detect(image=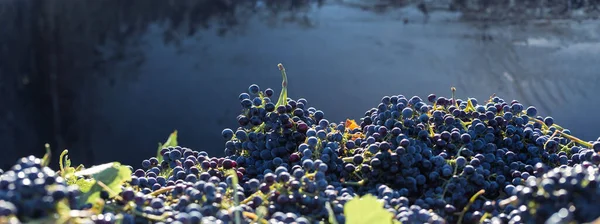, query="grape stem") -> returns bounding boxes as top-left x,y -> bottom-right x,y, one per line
132,208 -> 170,221
342,157 -> 354,163
42,143 -> 52,167
242,211 -> 268,224
147,186 -> 175,196
527,115 -> 566,131
451,87 -> 458,108
59,150 -> 69,174
479,212 -> 490,223
226,170 -> 242,224
526,115 -> 592,148
96,180 -> 123,201
483,93 -> 497,106
441,159 -> 460,199
275,63 -> 288,108
464,98 -> 476,113
342,179 -> 367,186
498,196 -> 518,207
457,189 -> 485,224
543,130 -> 560,150
325,202 -> 339,224
241,191 -> 265,205
558,131 -> 593,149
352,171 -> 364,180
